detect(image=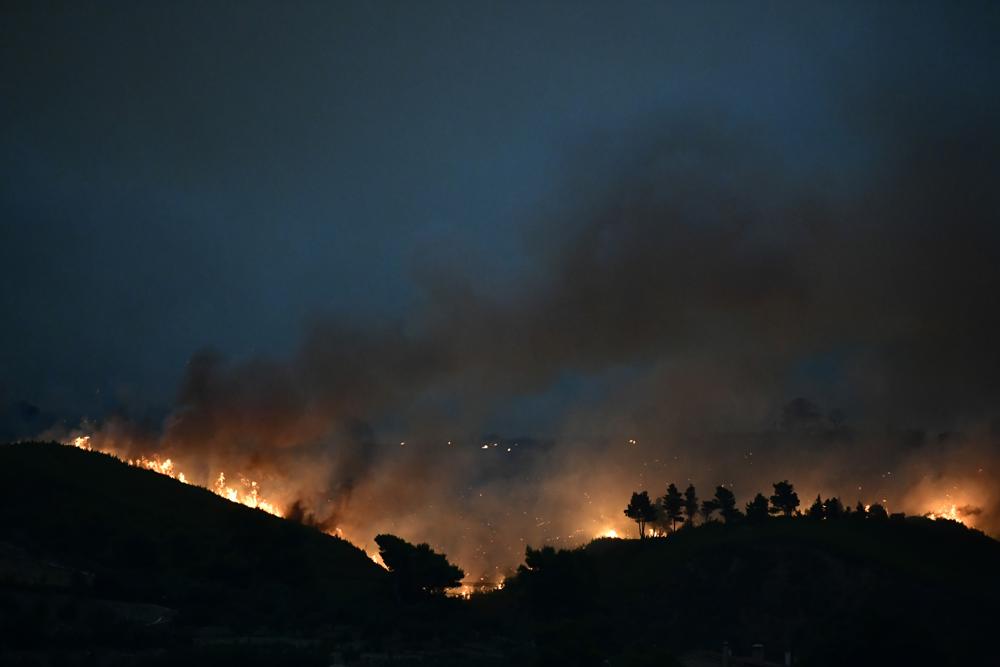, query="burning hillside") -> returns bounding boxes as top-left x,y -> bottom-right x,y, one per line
68,435 -> 284,517
51,425 -> 993,590
14,36 -> 998,580
64,434 -> 401,569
